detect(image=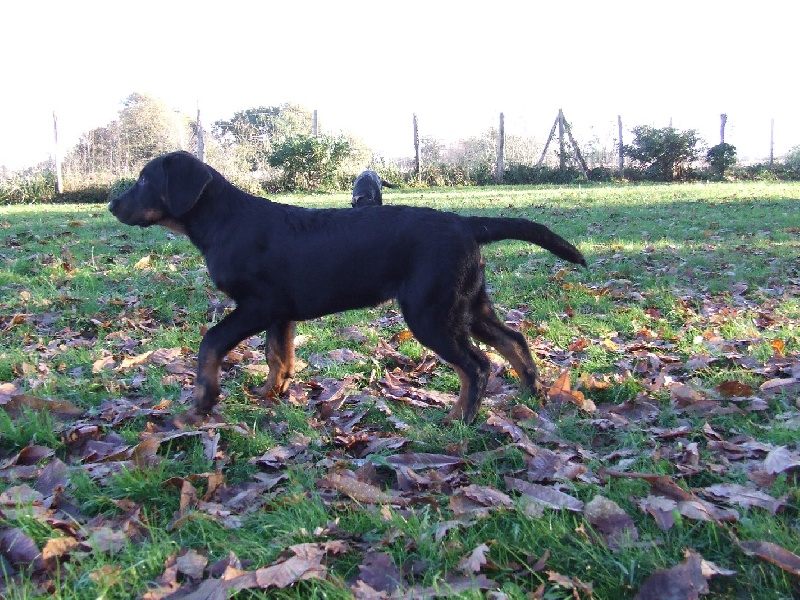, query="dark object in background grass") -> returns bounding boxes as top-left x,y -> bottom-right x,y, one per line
108,151 -> 586,424
351,169 -> 397,207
